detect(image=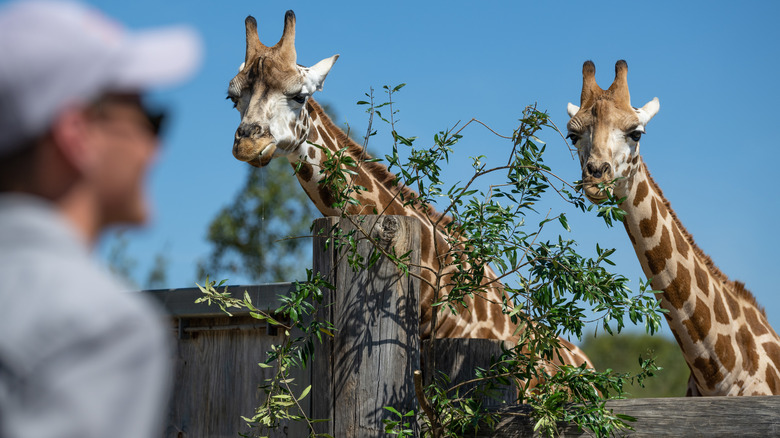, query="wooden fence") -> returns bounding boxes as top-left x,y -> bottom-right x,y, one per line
146,216 -> 780,437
